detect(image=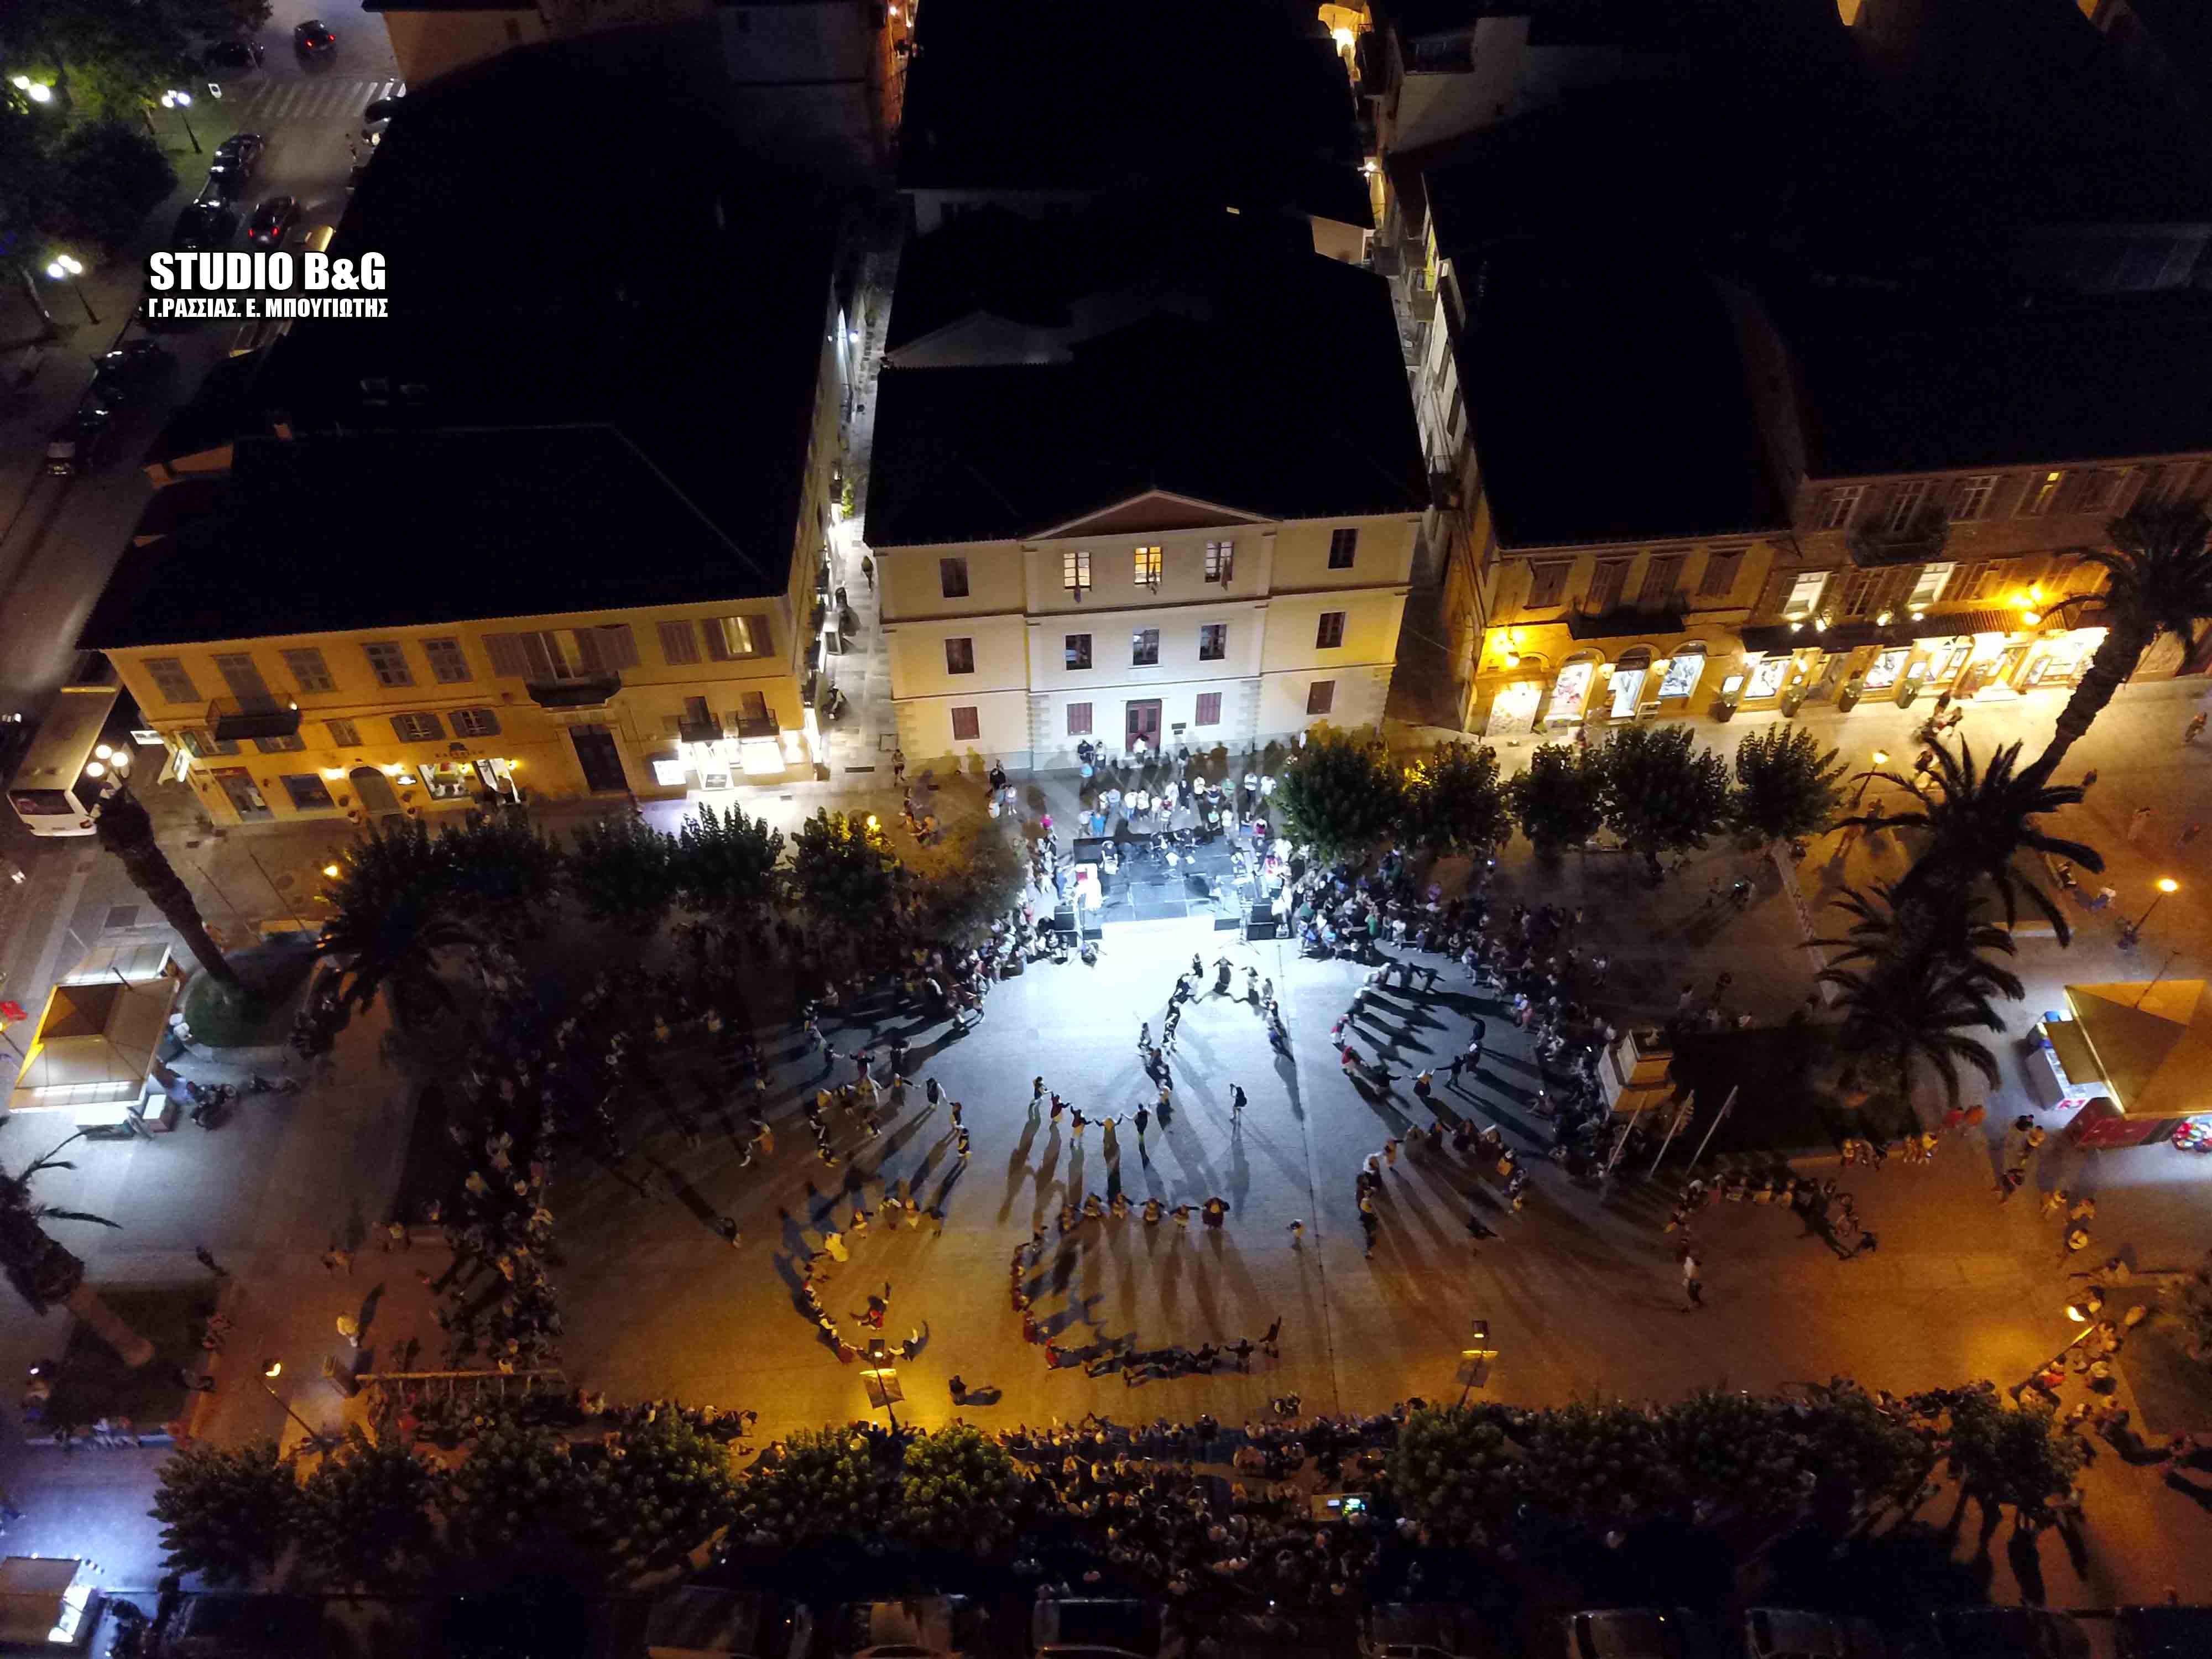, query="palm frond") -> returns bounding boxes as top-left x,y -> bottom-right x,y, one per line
34,1207 -> 121,1229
